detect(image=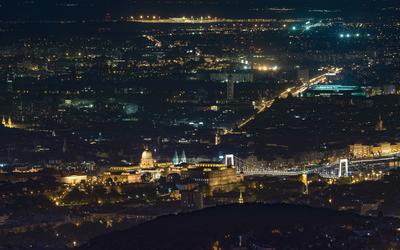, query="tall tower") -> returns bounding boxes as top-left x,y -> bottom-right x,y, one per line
375,115 -> 386,131
1,116 -> 6,126
215,132 -> 221,146
226,74 -> 235,102
62,138 -> 67,153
